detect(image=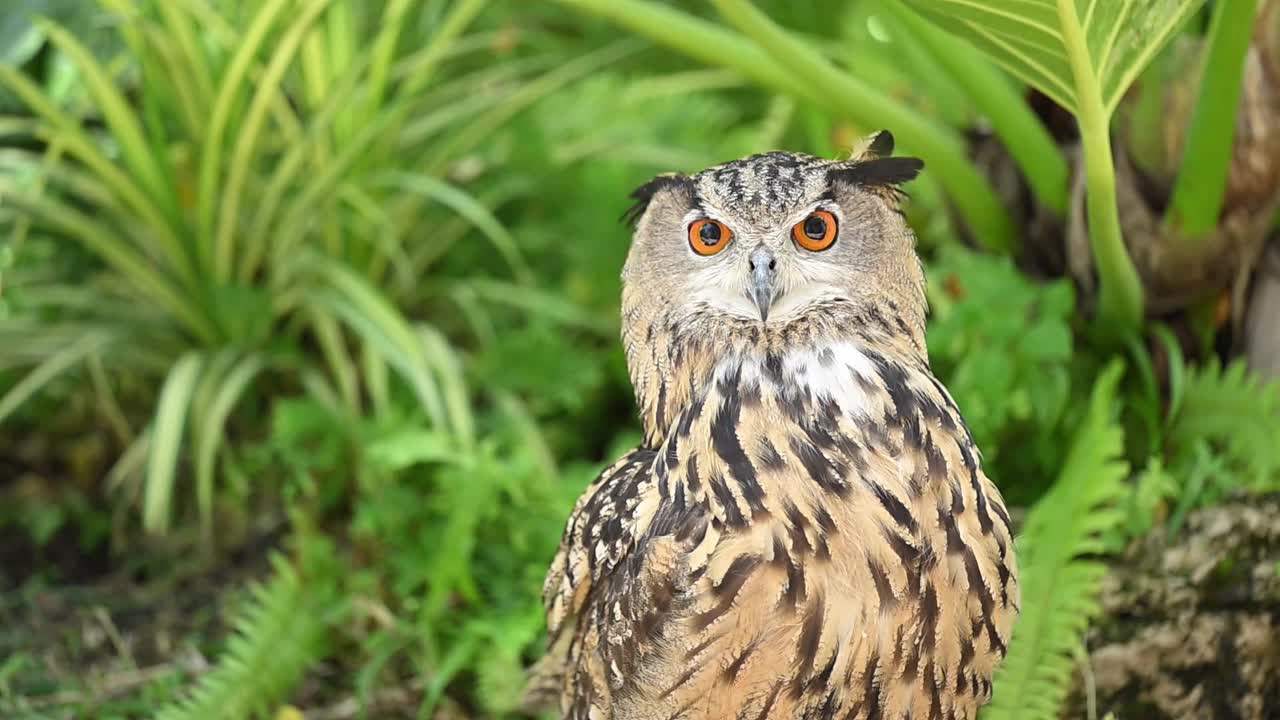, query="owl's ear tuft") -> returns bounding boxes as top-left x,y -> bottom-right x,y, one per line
865,130 -> 895,159
827,156 -> 924,190
847,129 -> 896,163
622,173 -> 692,227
